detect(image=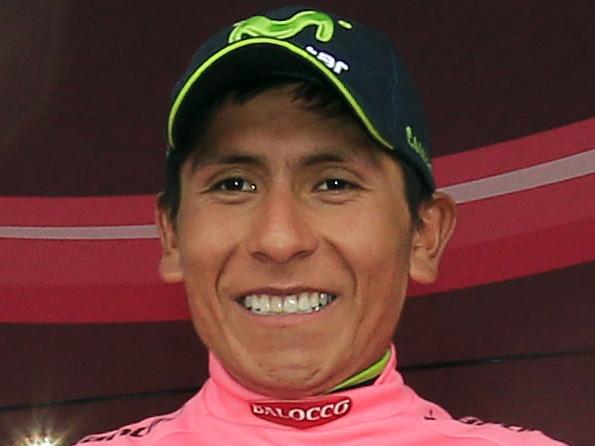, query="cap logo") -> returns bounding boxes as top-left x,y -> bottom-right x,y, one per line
306,45 -> 349,74
249,396 -> 352,429
228,10 -> 344,44
405,126 -> 431,168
